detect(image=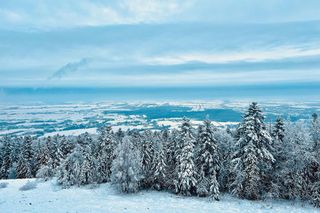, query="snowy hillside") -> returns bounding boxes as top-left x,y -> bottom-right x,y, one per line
0,179 -> 316,213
